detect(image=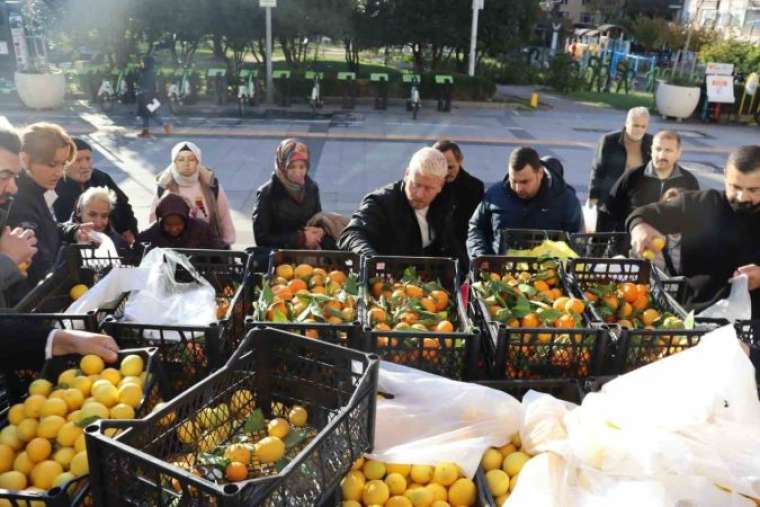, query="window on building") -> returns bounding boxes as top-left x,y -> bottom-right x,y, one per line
580,12 -> 593,24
